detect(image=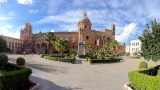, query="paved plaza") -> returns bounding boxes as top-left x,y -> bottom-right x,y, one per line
7,54 -> 160,90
